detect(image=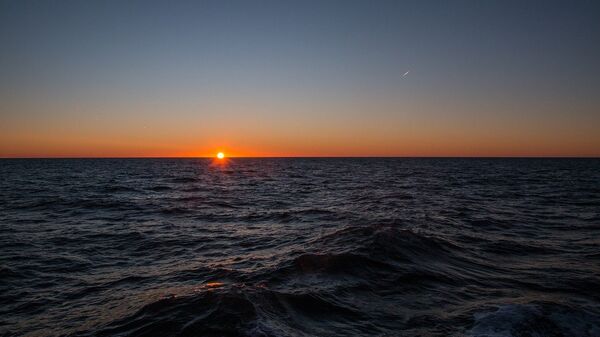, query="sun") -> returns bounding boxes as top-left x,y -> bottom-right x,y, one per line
217,152 -> 225,159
